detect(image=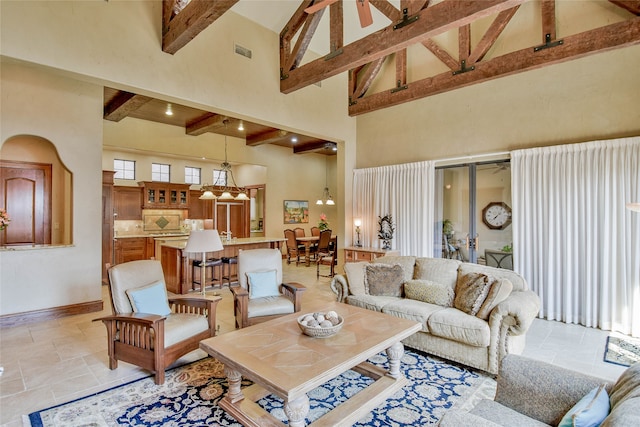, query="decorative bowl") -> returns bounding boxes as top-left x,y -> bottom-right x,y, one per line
297,311 -> 344,338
